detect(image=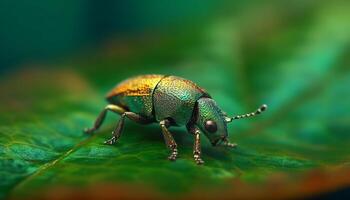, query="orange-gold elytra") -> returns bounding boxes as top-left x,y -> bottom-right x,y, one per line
106,74 -> 165,98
